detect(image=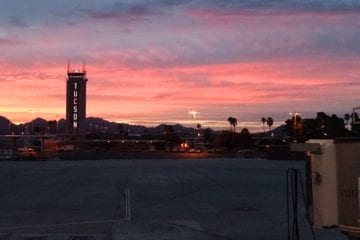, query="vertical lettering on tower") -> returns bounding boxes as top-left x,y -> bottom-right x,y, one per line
73,82 -> 78,129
